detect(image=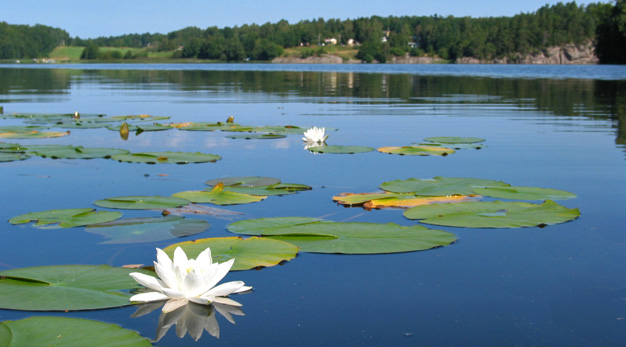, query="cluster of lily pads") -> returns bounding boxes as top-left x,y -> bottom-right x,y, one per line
306,136 -> 485,155
333,176 -> 579,228
0,110 -> 580,344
